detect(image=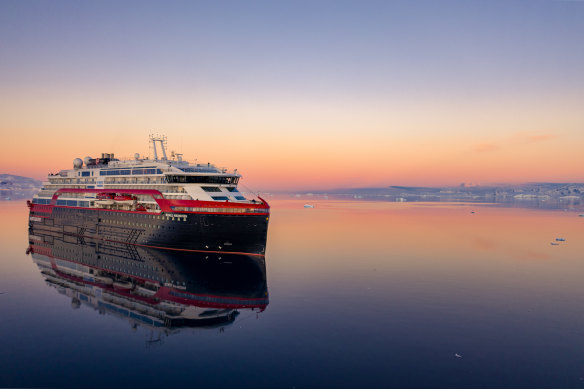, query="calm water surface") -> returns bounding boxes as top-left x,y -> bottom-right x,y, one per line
1,199 -> 584,388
